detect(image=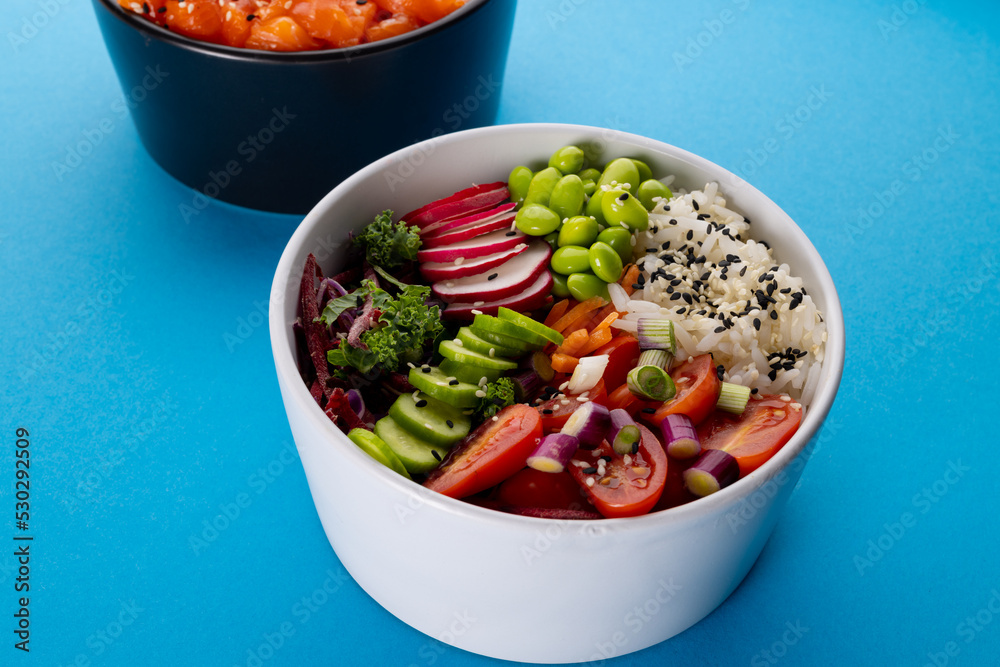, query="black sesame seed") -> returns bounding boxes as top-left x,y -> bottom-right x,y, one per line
157,5 -> 166,11
142,2 -> 149,12
717,365 -> 725,380
421,366 -> 431,373
669,218 -> 678,225
446,419 -> 454,428
357,0 -> 368,4
601,455 -> 613,462
541,409 -> 554,414
247,13 -> 256,20
431,449 -> 442,461
789,300 -> 800,310
682,292 -> 693,304
740,266 -> 748,277
661,241 -> 671,250
637,274 -> 646,284
641,407 -> 656,414
780,287 -> 791,294
768,369 -> 778,381
448,379 -> 459,386
505,230 -> 517,237
753,318 -> 761,331
670,292 -> 682,301
415,399 -> 428,408
583,467 -> 597,474
686,230 -> 694,241
751,387 -> 759,395
692,199 -> 700,211
645,248 -> 657,253
618,193 -> 629,202
718,260 -> 730,268
697,213 -> 709,220
487,273 -> 498,281
770,310 -> 778,320
632,283 -> 642,290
